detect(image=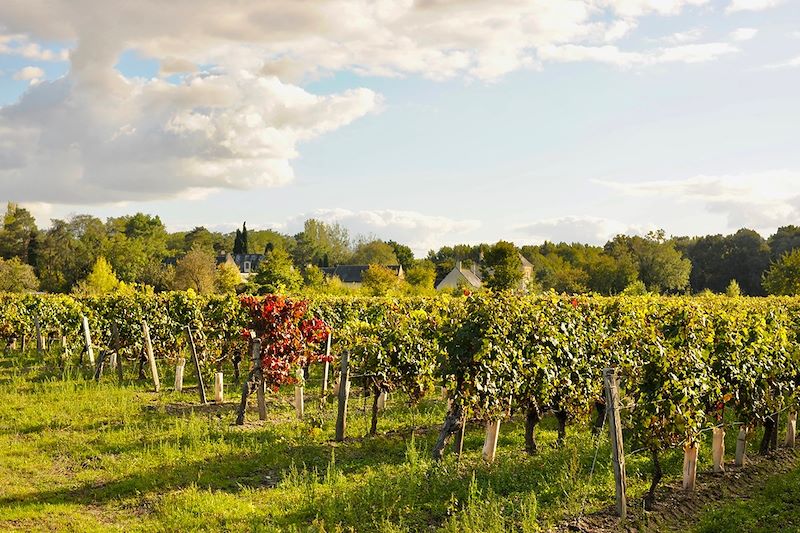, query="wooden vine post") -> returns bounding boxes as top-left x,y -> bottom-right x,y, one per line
186,326 -> 207,404
683,441 -> 699,491
81,315 -> 95,365
735,427 -> 748,466
294,367 -> 304,419
335,351 -> 350,442
712,427 -> 725,473
253,338 -> 266,420
322,332 -> 331,393
603,367 -> 627,519
142,321 -> 160,392
112,323 -> 124,382
786,412 -> 796,447
175,358 -> 186,392
377,391 -> 386,411
214,372 -> 224,403
35,315 -> 43,356
482,420 -> 501,463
